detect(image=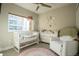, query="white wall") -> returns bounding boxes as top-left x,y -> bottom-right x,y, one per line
0,3 -> 38,51
76,6 -> 79,29
38,4 -> 76,31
